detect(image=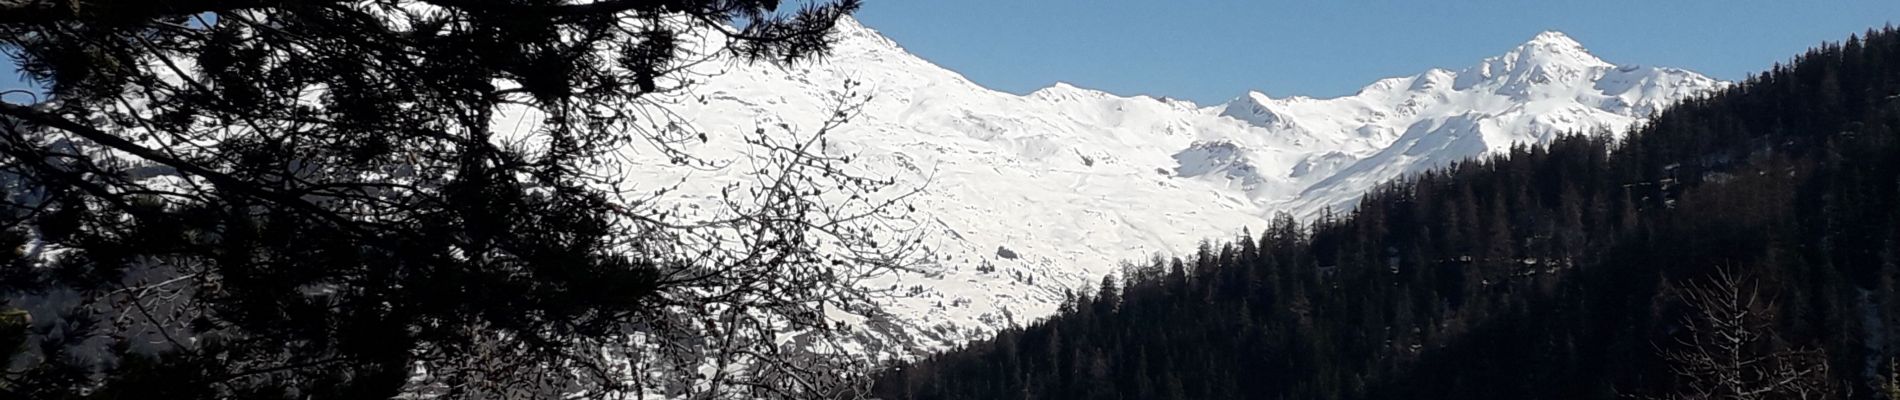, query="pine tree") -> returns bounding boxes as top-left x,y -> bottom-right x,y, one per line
0,0 -> 903,398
